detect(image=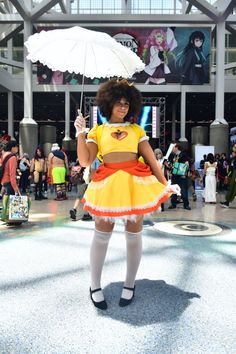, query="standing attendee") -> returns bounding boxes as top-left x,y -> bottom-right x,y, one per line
19,153 -> 31,194
202,153 -> 217,203
188,158 -> 199,202
154,148 -> 166,211
0,140 -> 20,196
221,147 -> 236,208
217,153 -> 229,191
48,143 -> 69,201
75,79 -> 180,310
168,143 -> 191,210
200,154 -> 207,189
30,147 -> 47,200
69,160 -> 87,220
